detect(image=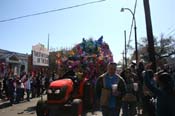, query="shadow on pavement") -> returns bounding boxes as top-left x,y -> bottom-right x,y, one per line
24,106 -> 36,112
17,106 -> 36,115
0,102 -> 12,109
